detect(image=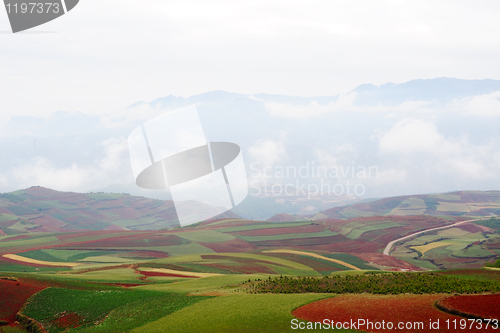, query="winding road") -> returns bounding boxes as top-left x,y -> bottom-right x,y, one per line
383,218 -> 480,256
